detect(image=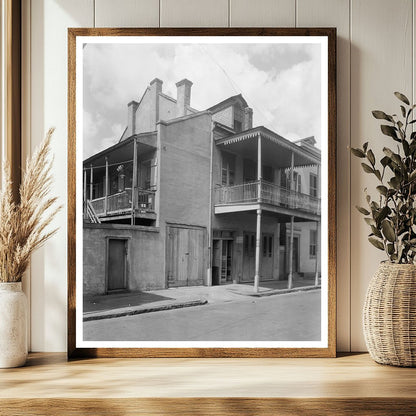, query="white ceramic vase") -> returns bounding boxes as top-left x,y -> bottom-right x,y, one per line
0,282 -> 28,368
